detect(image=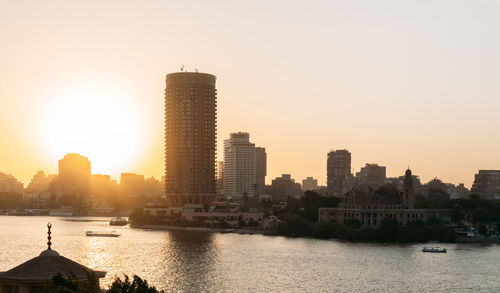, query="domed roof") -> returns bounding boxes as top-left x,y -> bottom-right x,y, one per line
0,223 -> 105,282
0,250 -> 106,282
